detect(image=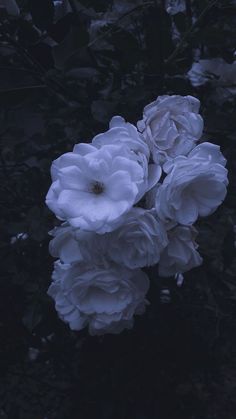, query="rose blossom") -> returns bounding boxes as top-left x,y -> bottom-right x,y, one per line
106,208 -> 168,268
92,115 -> 150,158
49,224 -> 83,264
46,142 -> 152,233
155,142 -> 228,225
158,225 -> 203,277
49,223 -> 108,265
187,58 -> 236,88
137,95 -> 203,164
48,261 -> 150,335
